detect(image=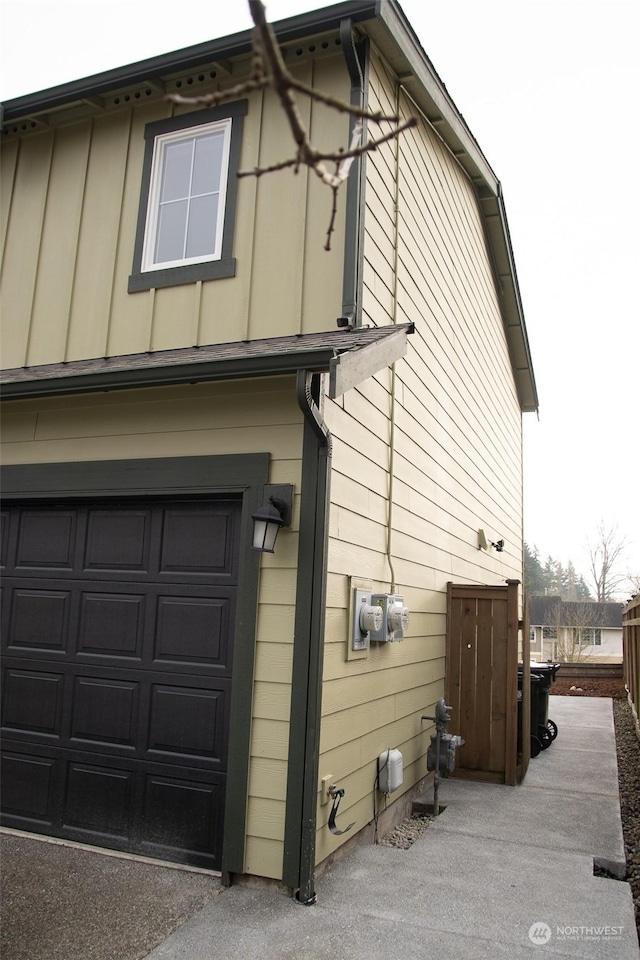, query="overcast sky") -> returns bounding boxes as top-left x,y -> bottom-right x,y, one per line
1,0 -> 638,595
